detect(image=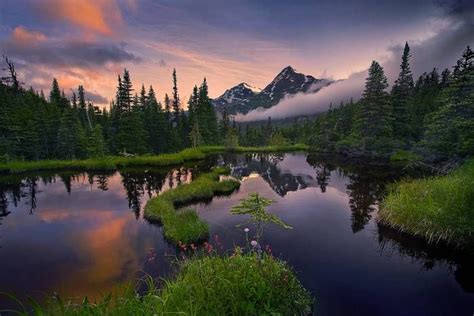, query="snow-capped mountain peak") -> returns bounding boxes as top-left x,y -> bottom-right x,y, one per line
212,66 -> 333,115
239,82 -> 261,93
